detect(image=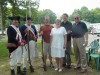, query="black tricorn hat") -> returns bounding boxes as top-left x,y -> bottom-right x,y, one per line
8,16 -> 20,20
23,17 -> 32,21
